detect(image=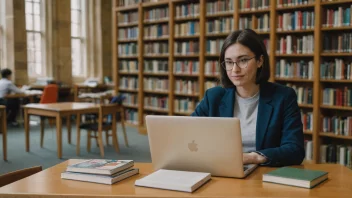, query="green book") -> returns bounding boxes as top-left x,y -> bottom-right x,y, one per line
263,167 -> 328,189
